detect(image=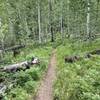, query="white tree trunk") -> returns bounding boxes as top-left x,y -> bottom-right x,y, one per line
24,17 -> 30,35
60,1 -> 63,39
67,0 -> 70,37
87,0 -> 90,37
38,2 -> 42,43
